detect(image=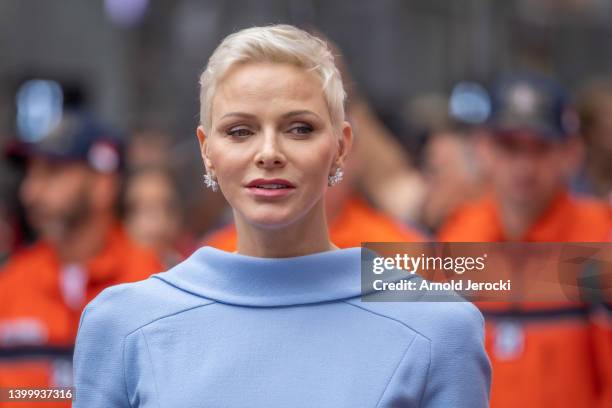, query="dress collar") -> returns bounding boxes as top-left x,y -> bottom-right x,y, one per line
152,245 -> 390,307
